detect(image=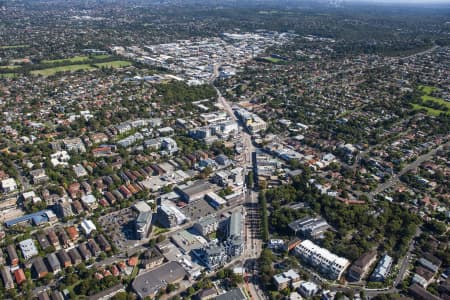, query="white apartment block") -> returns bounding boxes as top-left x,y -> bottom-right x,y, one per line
294,239 -> 350,280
